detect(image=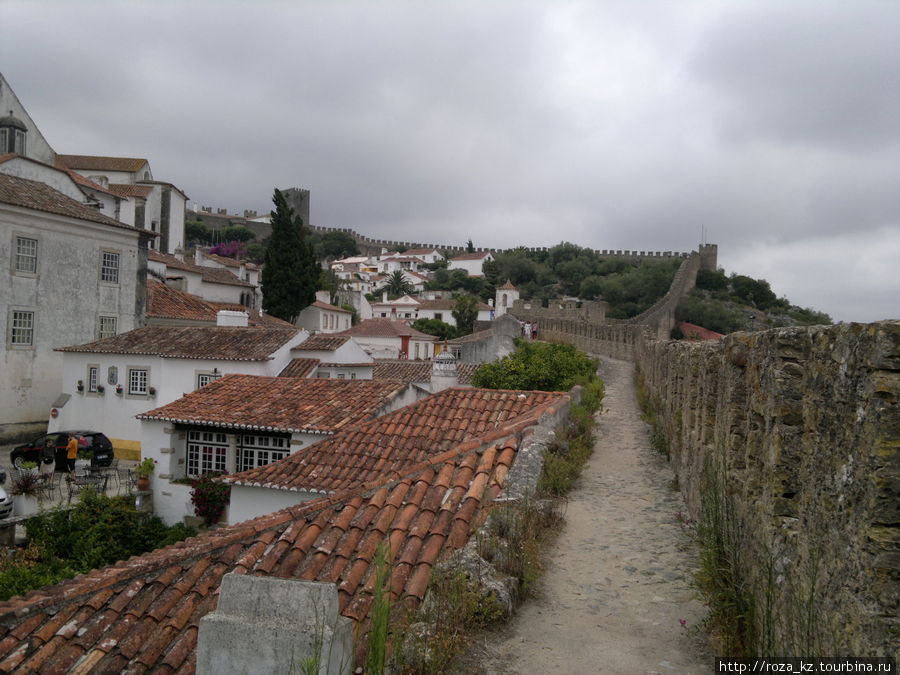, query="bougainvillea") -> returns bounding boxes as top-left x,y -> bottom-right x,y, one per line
190,471 -> 231,524
209,241 -> 247,259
